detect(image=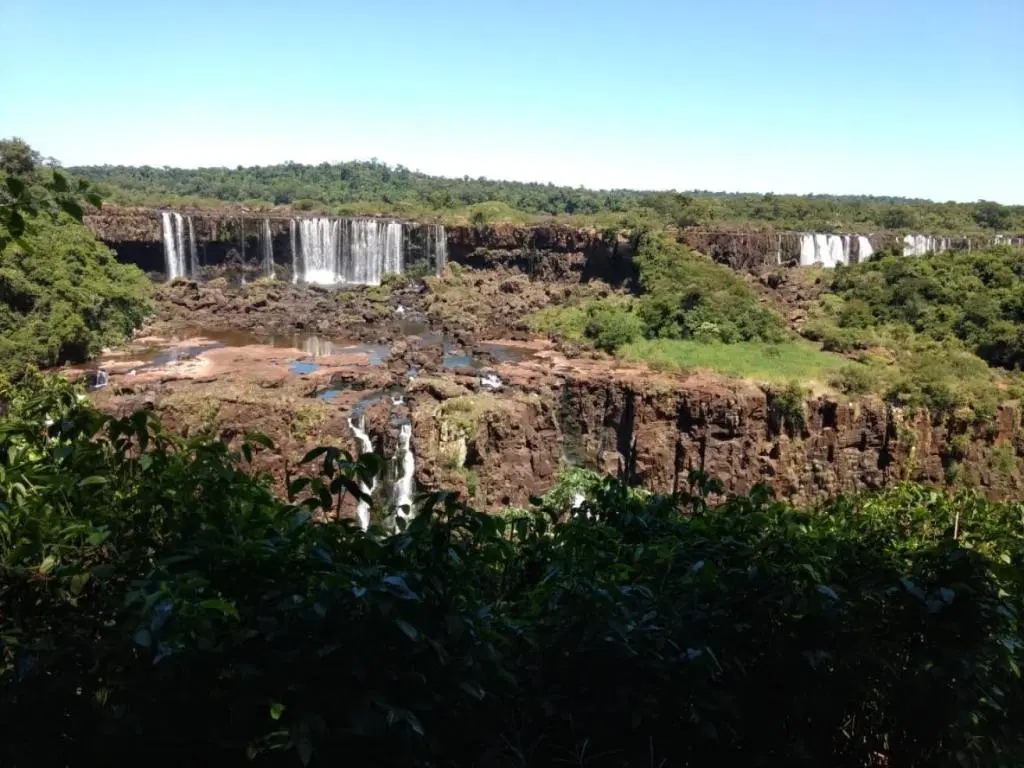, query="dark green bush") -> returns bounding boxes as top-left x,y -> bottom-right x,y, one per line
829,247 -> 1024,371
0,212 -> 151,377
4,378 -> 1024,767
634,232 -> 786,344
583,302 -> 643,352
